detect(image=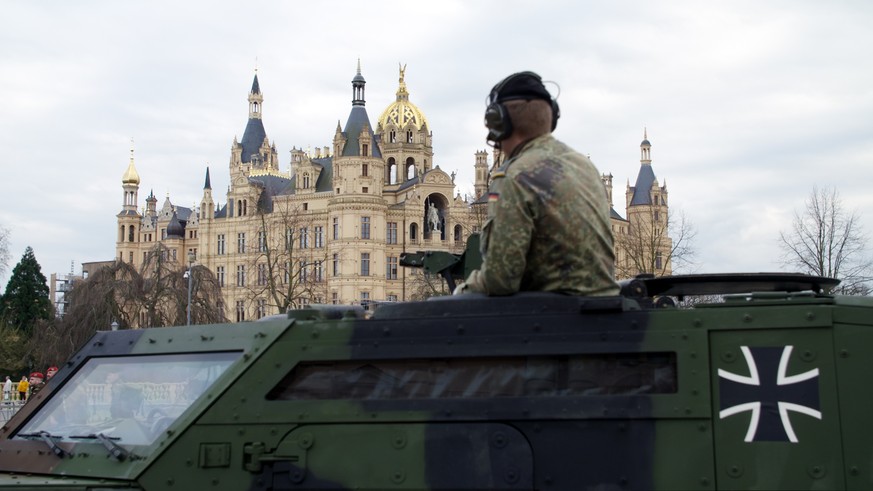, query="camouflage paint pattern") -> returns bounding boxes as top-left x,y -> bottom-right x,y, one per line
0,283 -> 872,489
464,134 -> 619,296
